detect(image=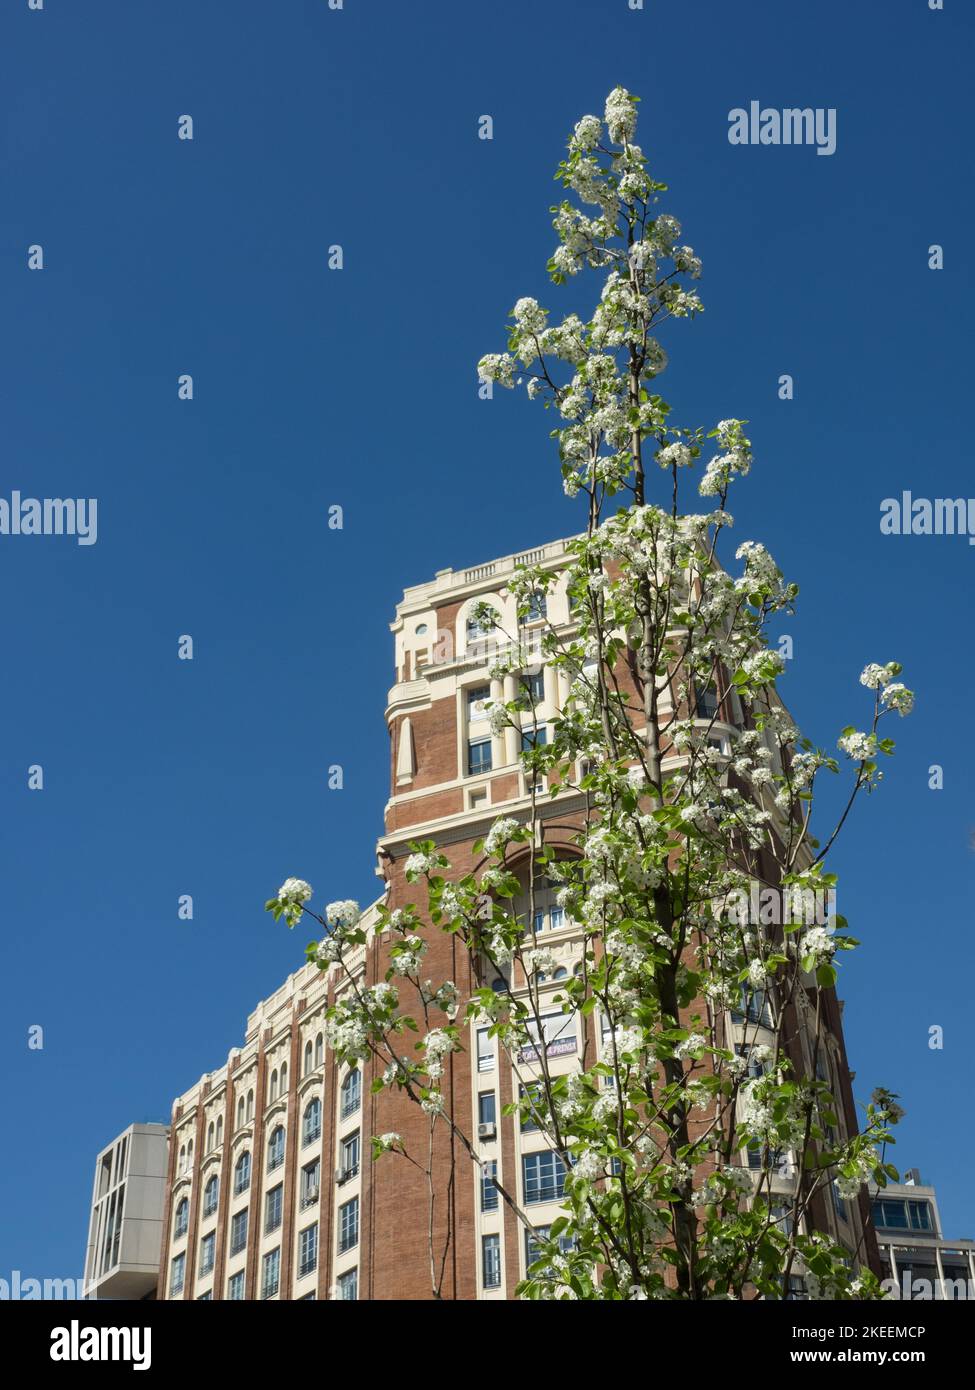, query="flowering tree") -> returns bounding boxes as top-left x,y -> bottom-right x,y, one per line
269,88 -> 912,1300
